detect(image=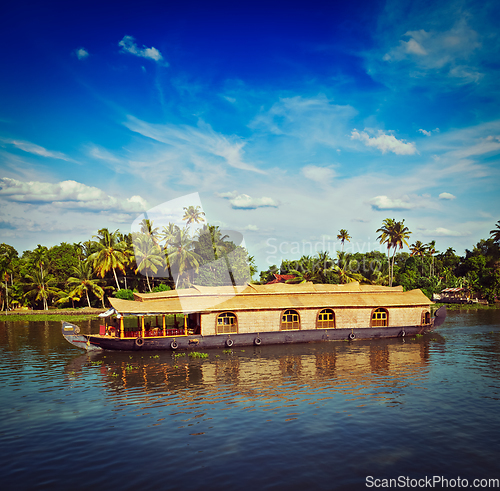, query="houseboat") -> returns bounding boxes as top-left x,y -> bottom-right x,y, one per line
62,282 -> 446,352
